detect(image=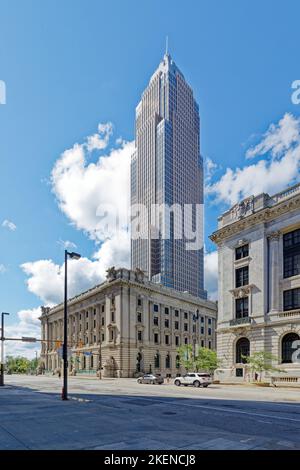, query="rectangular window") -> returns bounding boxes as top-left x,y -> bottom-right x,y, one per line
86,312 -> 89,318
235,297 -> 249,318
283,229 -> 300,278
153,316 -> 159,326
93,320 -> 96,328
110,330 -> 114,341
184,337 -> 188,345
165,307 -> 169,314
101,316 -> 104,326
208,341 -> 212,349
201,316 -> 204,323
175,321 -> 179,330
175,336 -> 179,346
201,327 -> 204,335
137,298 -> 142,306
153,304 -> 159,312
208,328 -> 212,336
165,335 -> 169,345
93,335 -> 96,343
111,311 -> 115,323
208,318 -> 212,325
235,244 -> 249,260
137,312 -> 142,323
184,323 -> 188,332
175,310 -> 179,317
101,333 -> 105,342
184,312 -> 188,319
165,319 -> 169,328
154,333 -> 159,344
283,288 -> 300,311
138,331 -> 142,341
201,340 -> 204,347
101,305 -> 105,313
236,266 -> 249,287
